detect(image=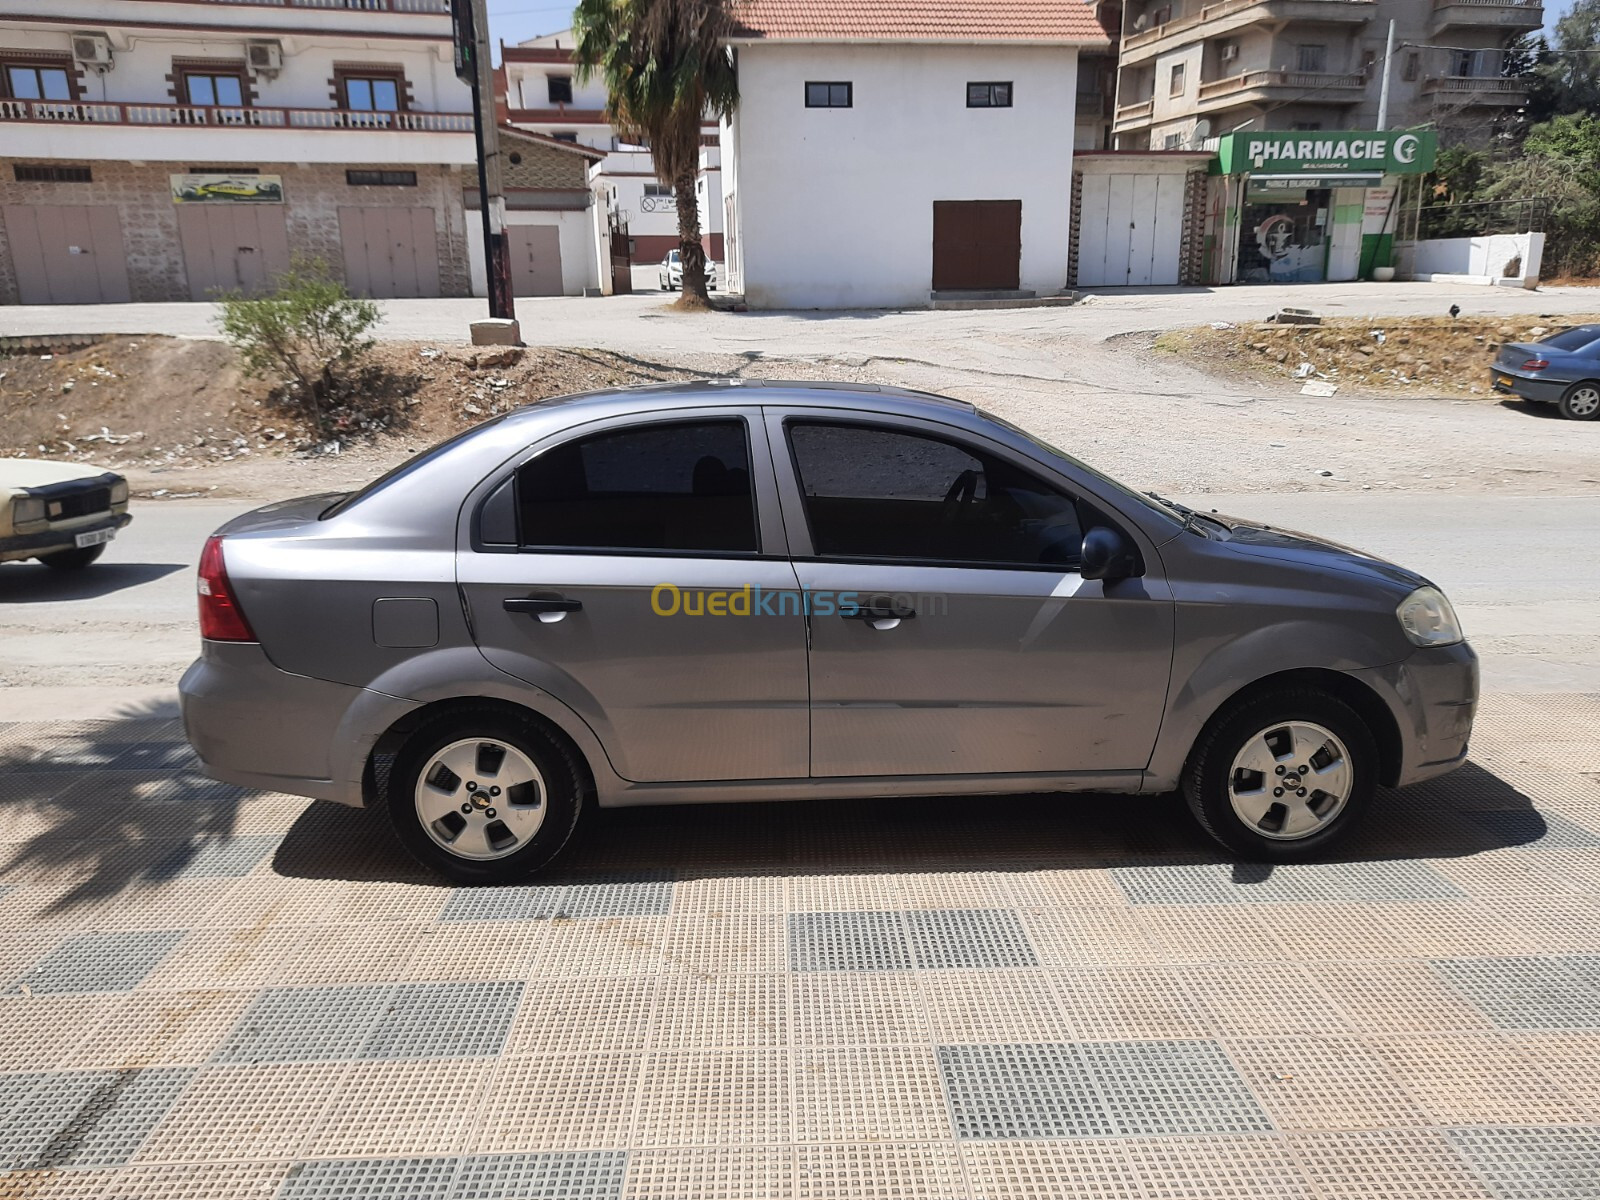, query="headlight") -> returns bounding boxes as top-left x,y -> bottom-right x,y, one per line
110,478 -> 129,505
12,496 -> 46,525
1397,586 -> 1464,647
